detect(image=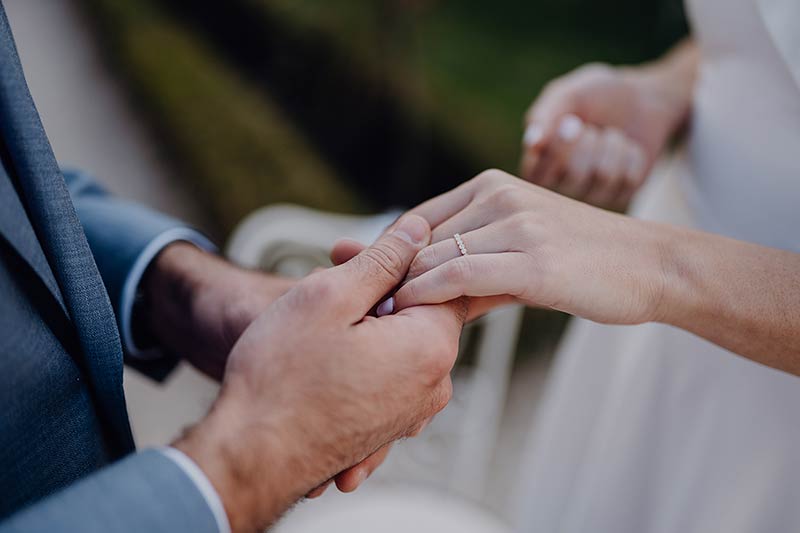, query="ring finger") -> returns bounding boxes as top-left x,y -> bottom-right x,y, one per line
409,223 -> 508,280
